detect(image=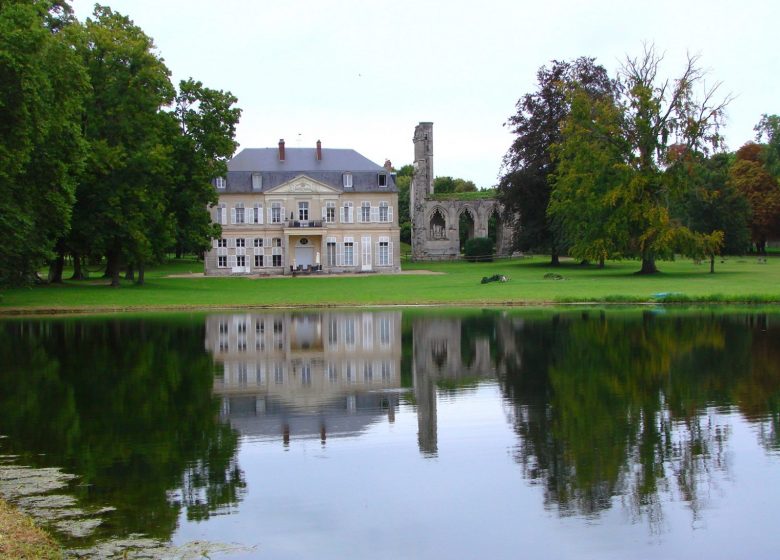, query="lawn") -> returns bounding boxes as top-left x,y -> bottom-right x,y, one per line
1,255 -> 779,313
